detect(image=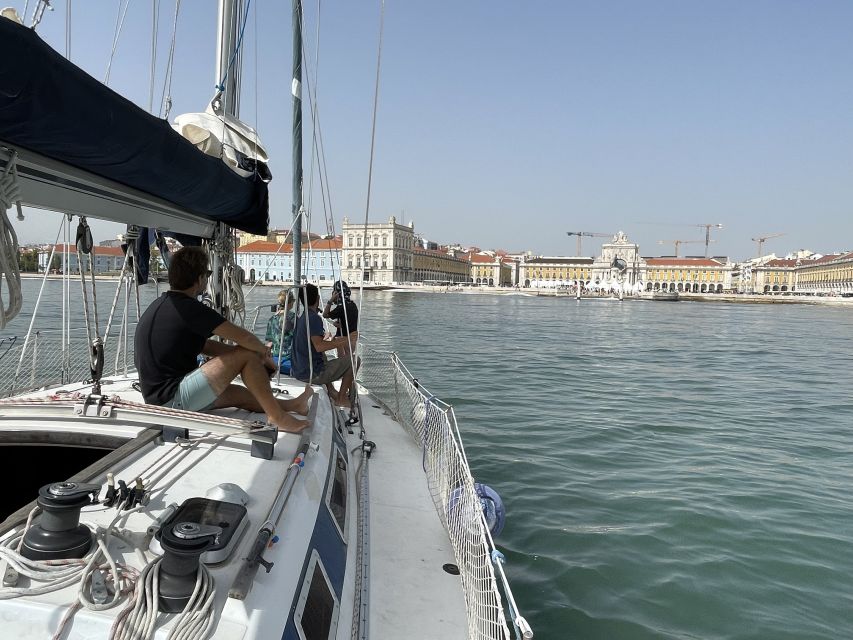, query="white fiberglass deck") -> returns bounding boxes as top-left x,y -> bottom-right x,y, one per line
0,374 -> 468,639
360,400 -> 468,637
